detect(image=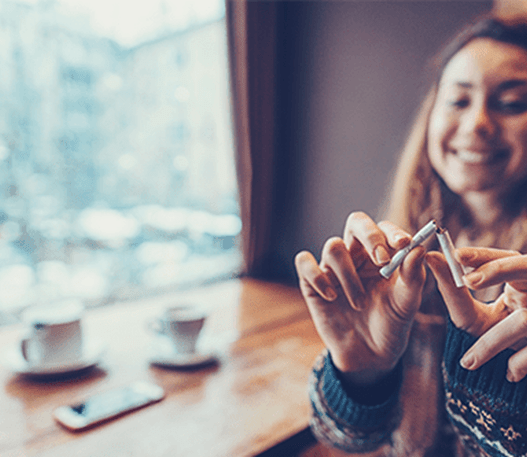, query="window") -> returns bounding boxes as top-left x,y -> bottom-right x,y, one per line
0,0 -> 240,324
